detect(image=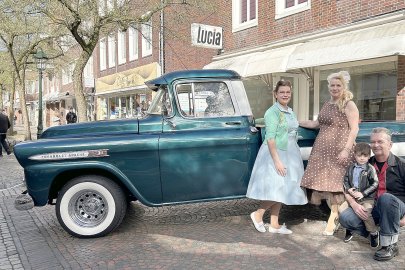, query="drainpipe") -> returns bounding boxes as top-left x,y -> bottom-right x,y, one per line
159,2 -> 165,75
